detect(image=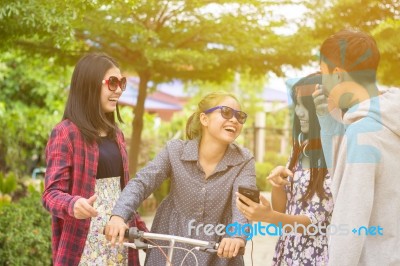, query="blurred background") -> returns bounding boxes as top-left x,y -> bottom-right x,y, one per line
0,0 -> 399,264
